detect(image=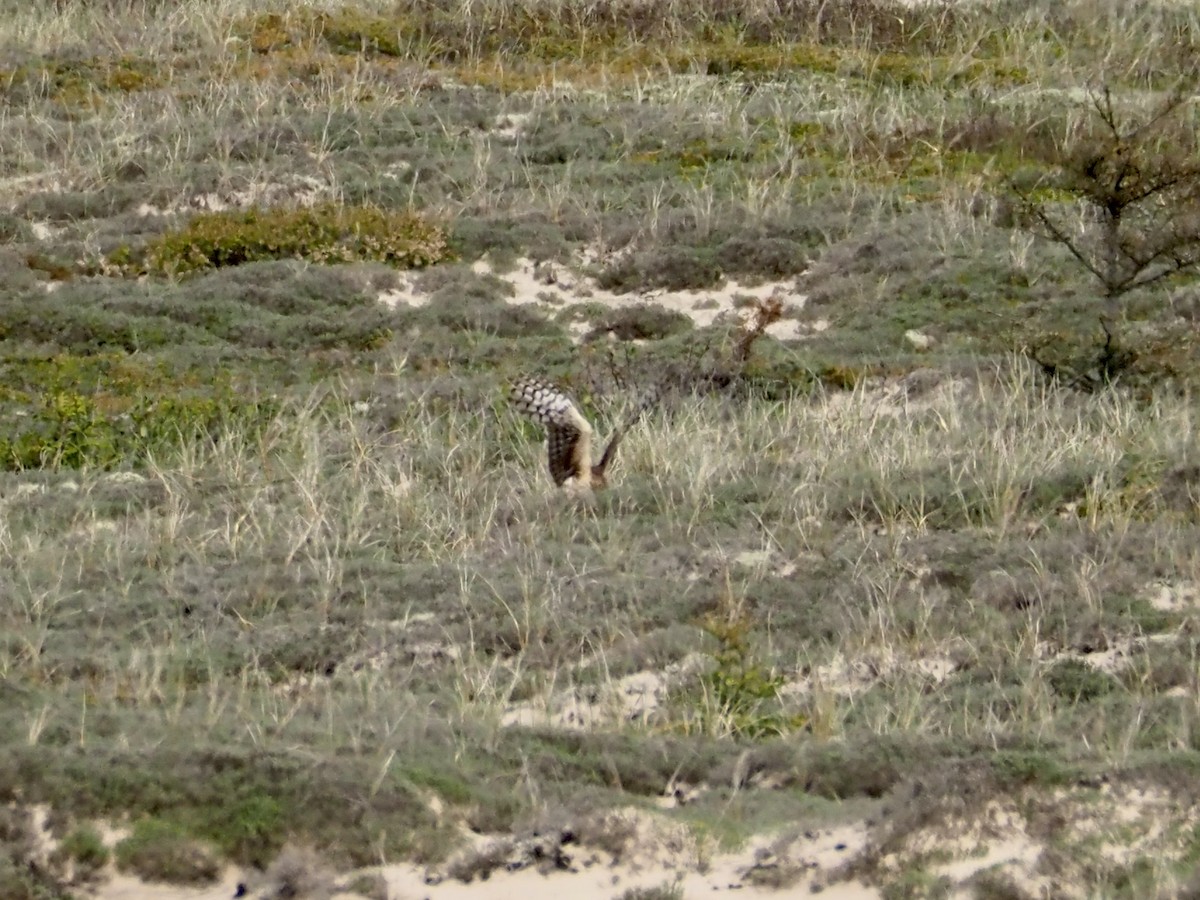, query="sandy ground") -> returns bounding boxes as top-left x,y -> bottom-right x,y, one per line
70,591 -> 1200,900
380,840 -> 880,900
91,865 -> 882,900
89,873 -> 245,900
378,254 -> 814,344
86,825 -> 883,900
